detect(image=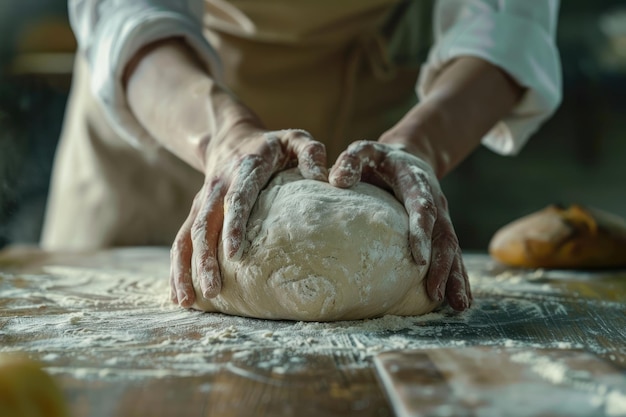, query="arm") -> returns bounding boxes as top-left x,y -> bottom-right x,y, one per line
414,0 -> 562,160
330,0 -> 562,310
68,0 -> 220,150
70,2 -> 328,306
125,40 -> 327,306
123,38 -> 257,172
379,56 -> 525,178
